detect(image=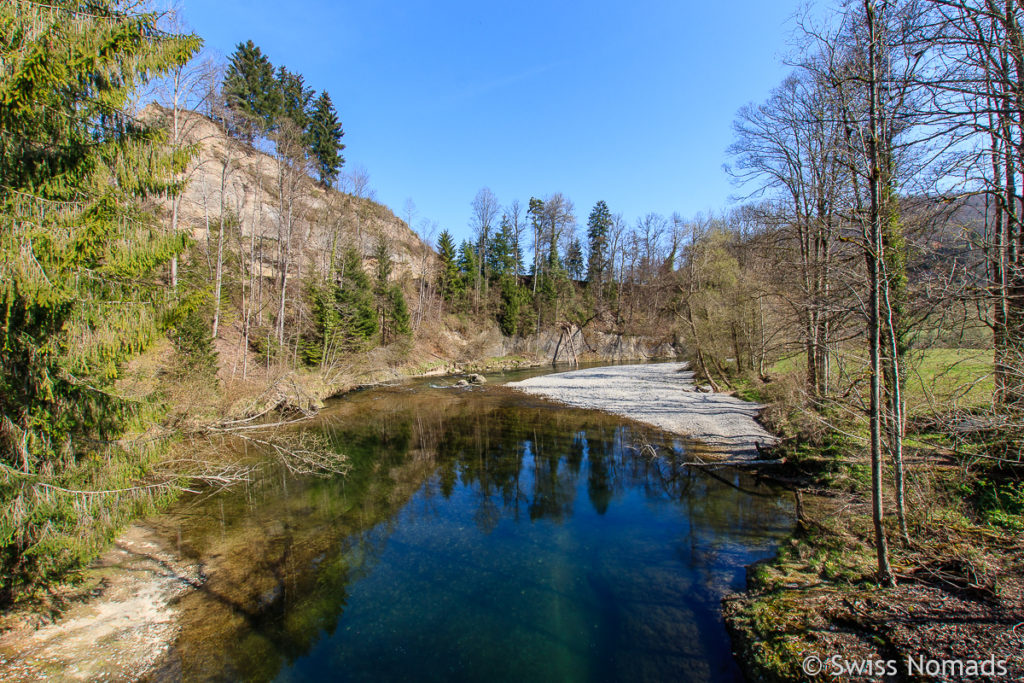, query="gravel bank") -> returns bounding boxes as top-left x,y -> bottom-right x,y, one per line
0,526 -> 200,682
506,362 -> 776,458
